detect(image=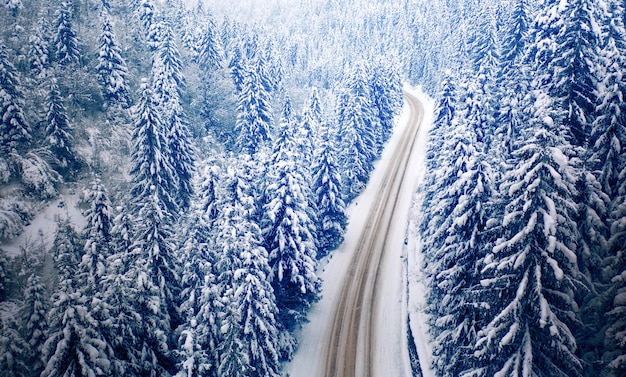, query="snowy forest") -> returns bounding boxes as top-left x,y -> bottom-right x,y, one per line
0,0 -> 624,377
